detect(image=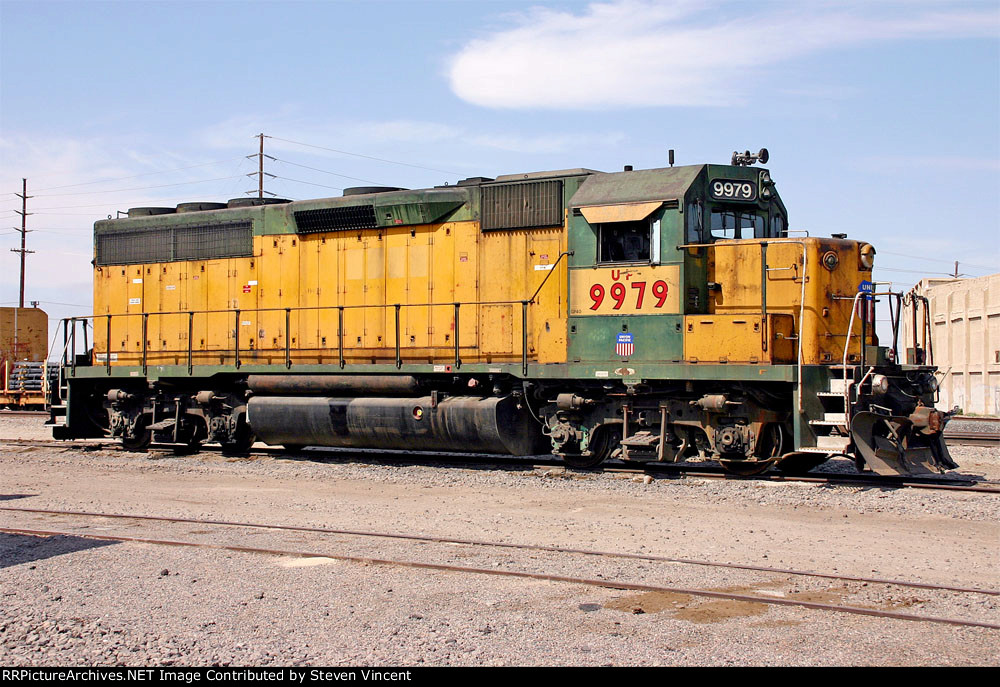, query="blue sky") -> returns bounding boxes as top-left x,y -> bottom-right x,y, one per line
1,0 -> 998,345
